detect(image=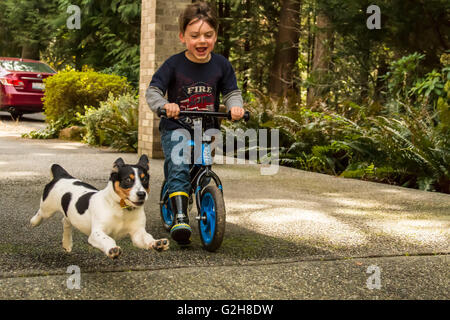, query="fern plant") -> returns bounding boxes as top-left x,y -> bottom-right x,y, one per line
371,104 -> 450,192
